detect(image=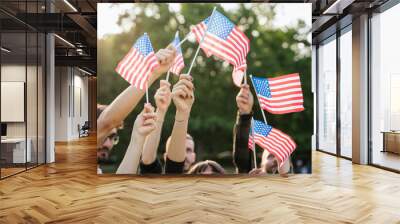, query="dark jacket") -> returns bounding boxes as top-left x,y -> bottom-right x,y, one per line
139,157 -> 184,174
140,112 -> 254,175
232,112 -> 255,173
